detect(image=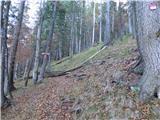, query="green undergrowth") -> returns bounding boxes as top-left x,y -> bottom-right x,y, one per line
52,43 -> 103,71
52,35 -> 136,72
